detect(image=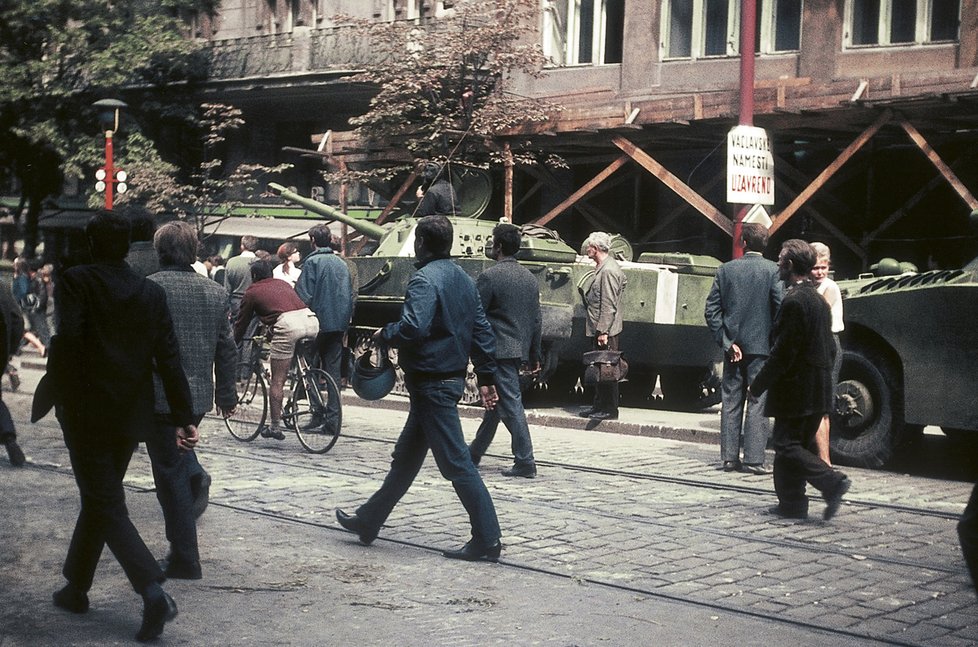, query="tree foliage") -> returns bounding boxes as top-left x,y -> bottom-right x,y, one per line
332,0 -> 561,184
0,0 -> 210,257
